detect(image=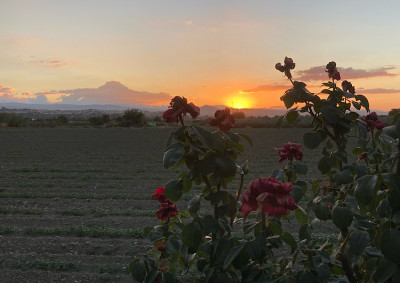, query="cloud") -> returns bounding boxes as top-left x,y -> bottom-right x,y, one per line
30,58 -> 68,68
0,85 -> 15,100
0,85 -> 43,102
243,84 -> 290,93
39,81 -> 172,105
357,88 -> 400,94
296,66 -> 397,81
